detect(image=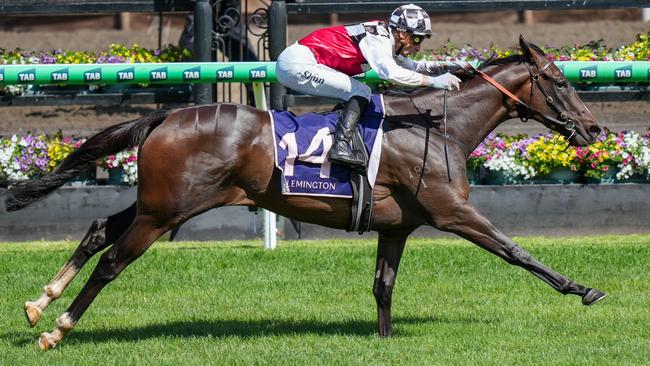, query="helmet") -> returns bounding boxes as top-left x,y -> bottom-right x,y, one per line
389,4 -> 432,37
